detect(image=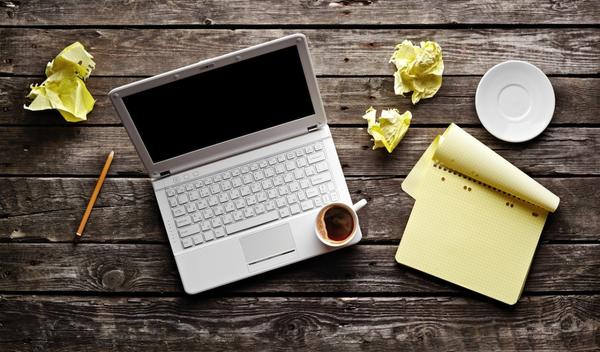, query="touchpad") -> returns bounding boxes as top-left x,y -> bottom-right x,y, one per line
239,224 -> 296,265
